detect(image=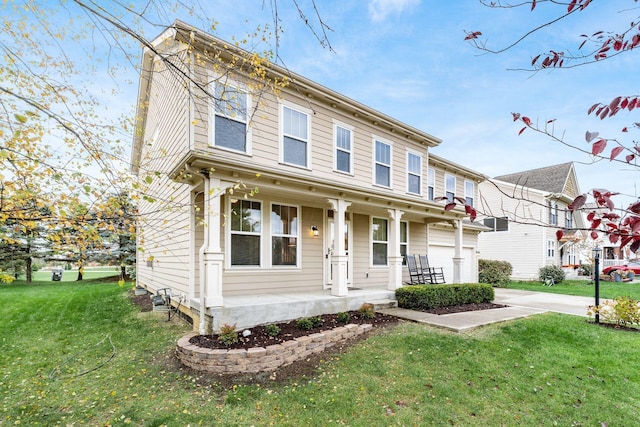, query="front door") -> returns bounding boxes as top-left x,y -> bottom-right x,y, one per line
325,215 -> 353,288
